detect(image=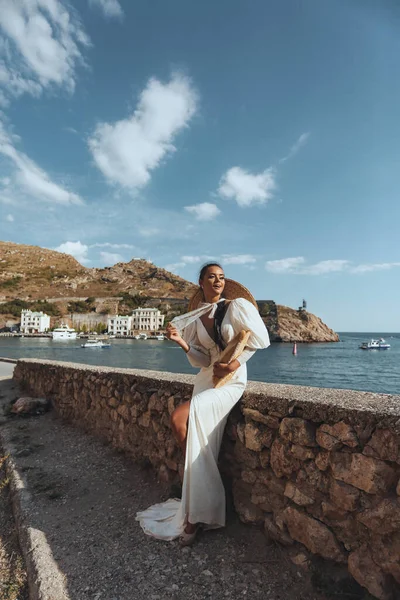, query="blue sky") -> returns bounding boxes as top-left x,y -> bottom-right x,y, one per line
0,0 -> 399,332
